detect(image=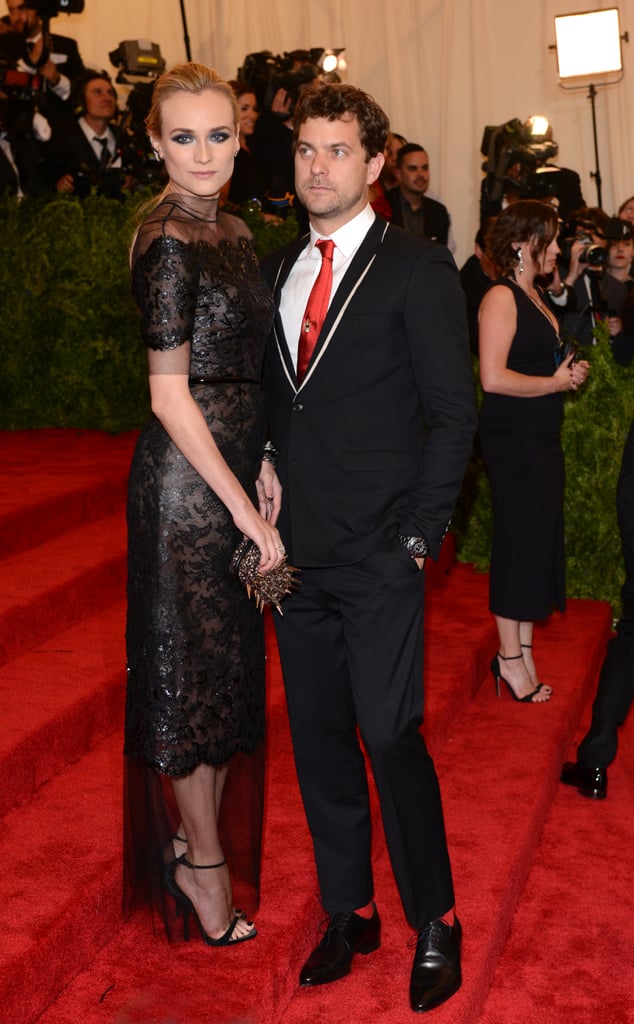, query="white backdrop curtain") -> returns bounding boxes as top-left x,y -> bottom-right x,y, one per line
63,0 -> 634,264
